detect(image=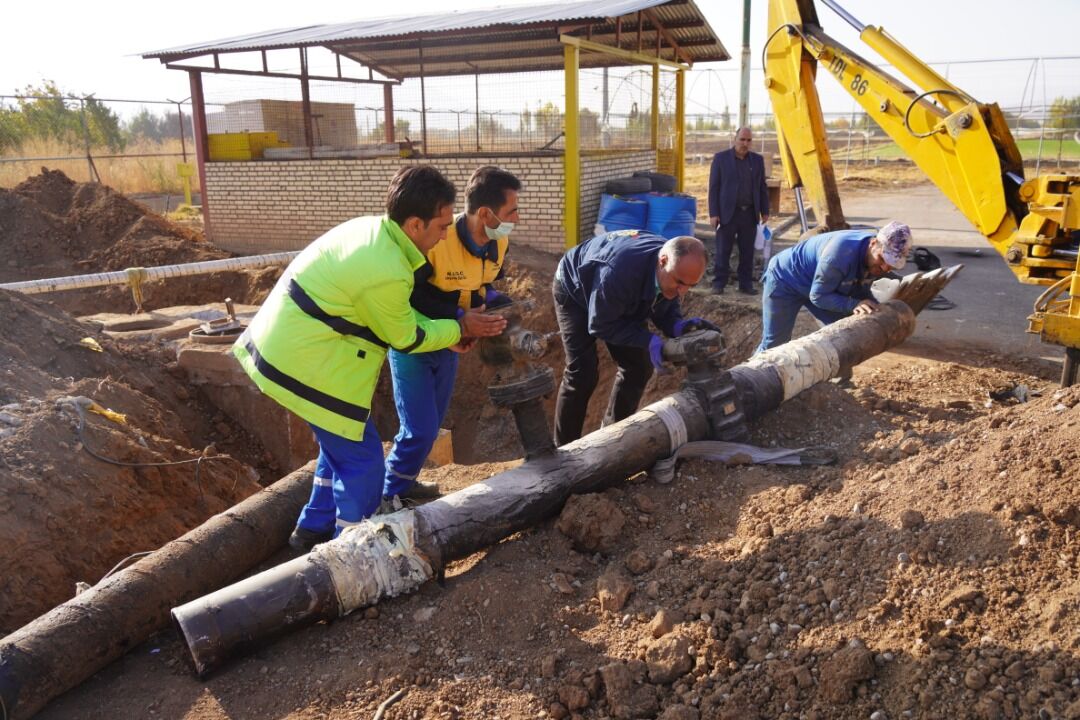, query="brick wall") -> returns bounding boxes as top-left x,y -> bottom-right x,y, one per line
206,154 -> 567,255
204,150 -> 657,255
